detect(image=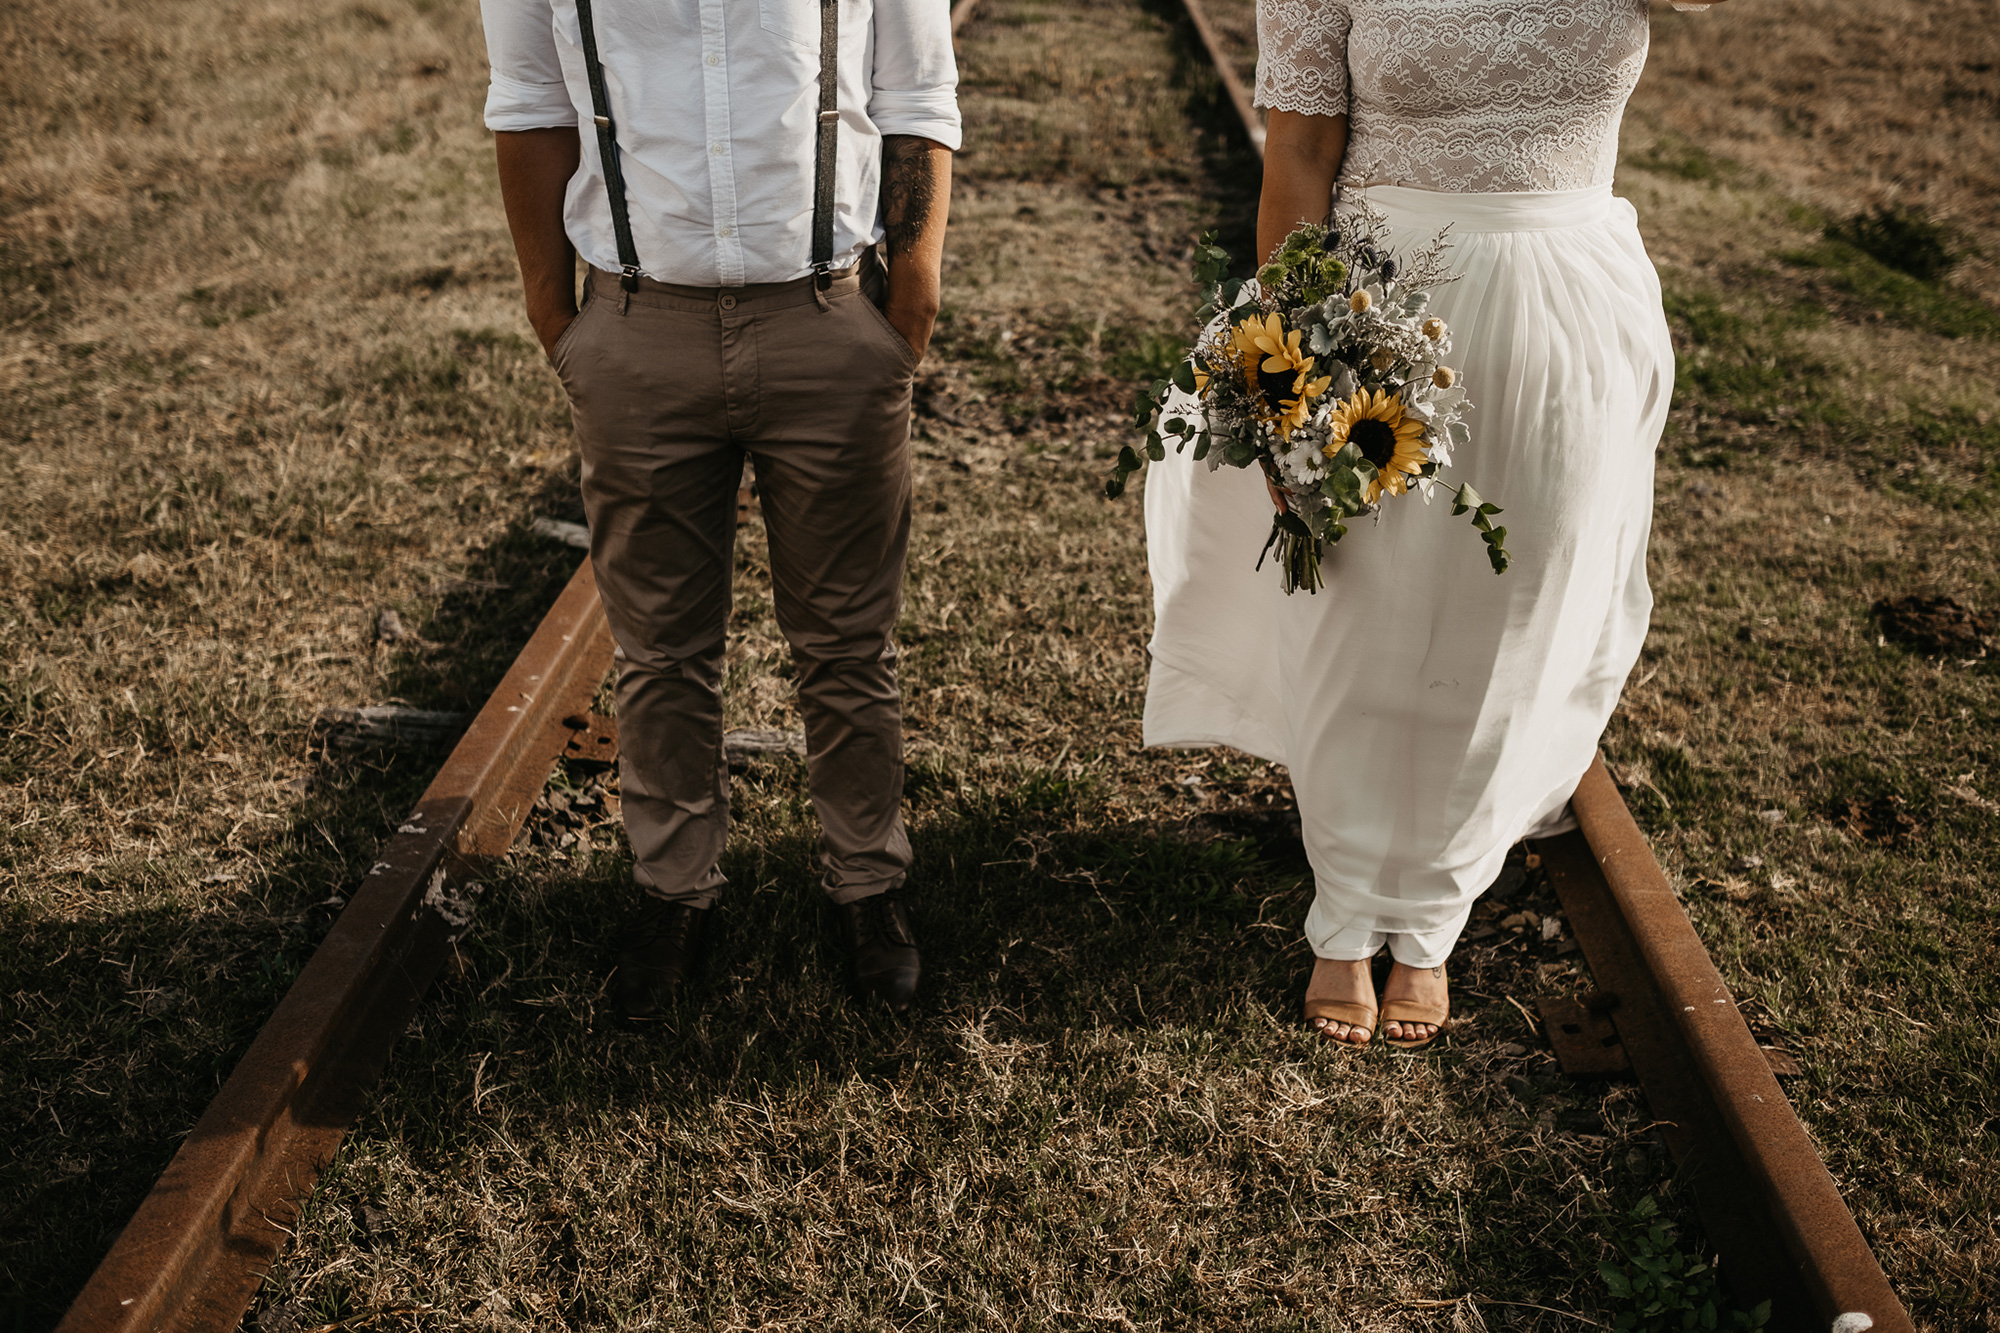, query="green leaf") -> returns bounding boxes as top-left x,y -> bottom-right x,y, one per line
1170,360 -> 1198,394
1146,439 -> 1165,462
1162,417 -> 1187,436
1103,475 -> 1126,499
1117,445 -> 1142,471
1193,232 -> 1231,285
1325,468 -> 1362,508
